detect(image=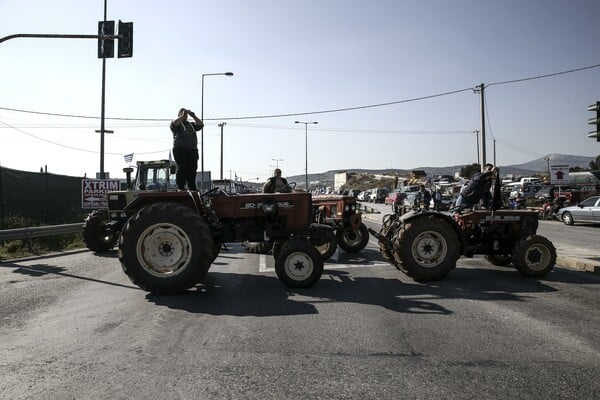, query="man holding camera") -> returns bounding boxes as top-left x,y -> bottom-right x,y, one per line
170,108 -> 204,191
